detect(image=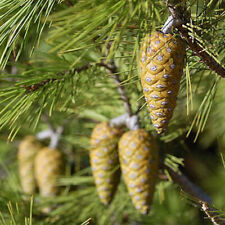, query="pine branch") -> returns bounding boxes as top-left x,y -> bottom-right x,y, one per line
201,202 -> 225,225
164,165 -> 212,204
0,59 -> 132,136
64,0 -> 73,7
163,165 -> 225,225
23,60 -> 132,120
23,65 -> 90,92
98,62 -> 132,116
99,59 -> 141,130
166,1 -> 225,78
178,26 -> 225,78
0,0 -> 59,68
161,15 -> 182,34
